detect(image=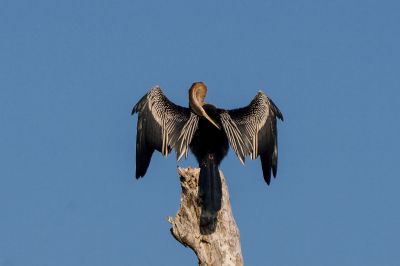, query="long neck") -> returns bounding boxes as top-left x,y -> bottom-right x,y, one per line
188,82 -> 221,130
189,83 -> 206,116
